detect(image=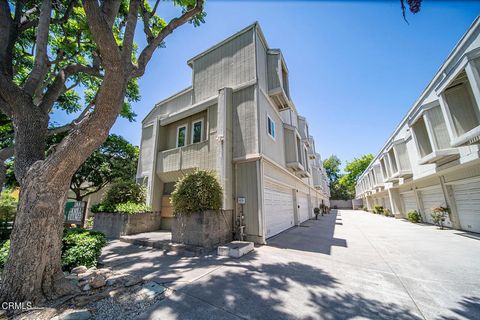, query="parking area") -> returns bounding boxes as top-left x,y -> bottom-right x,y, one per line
101,210 -> 480,319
